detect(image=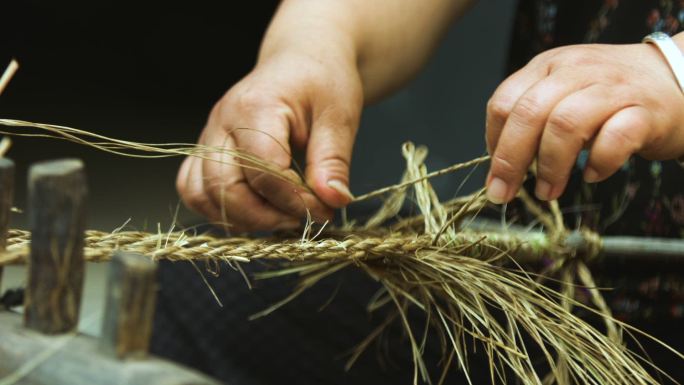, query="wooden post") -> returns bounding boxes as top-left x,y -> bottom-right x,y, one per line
100,251 -> 157,359
0,158 -> 14,291
24,159 -> 87,334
